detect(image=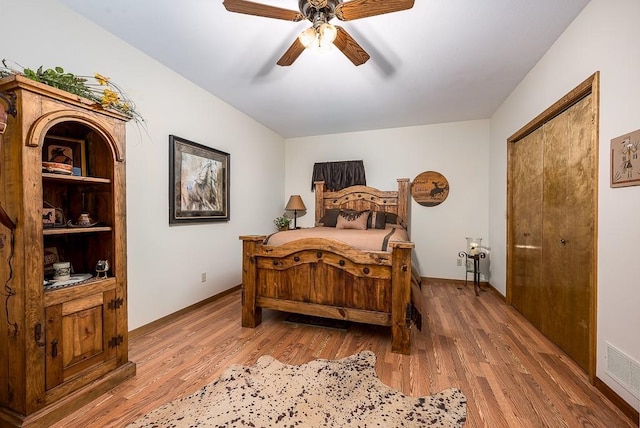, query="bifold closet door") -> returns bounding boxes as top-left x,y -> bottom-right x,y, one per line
510,94 -> 595,373
510,127 -> 544,329
541,94 -> 594,372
